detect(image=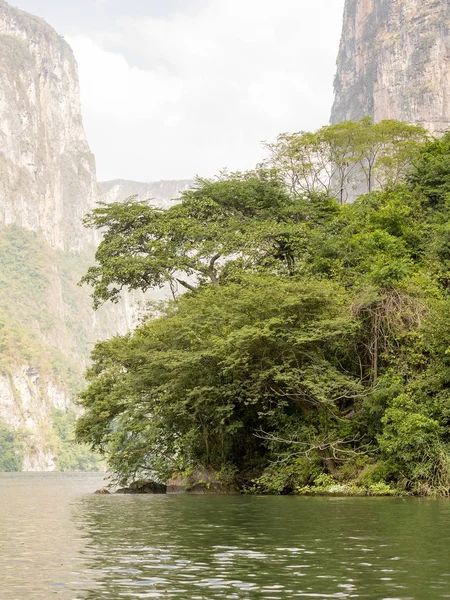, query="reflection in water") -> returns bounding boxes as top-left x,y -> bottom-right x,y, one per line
0,473 -> 449,599
0,472 -> 104,600
74,493 -> 450,600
